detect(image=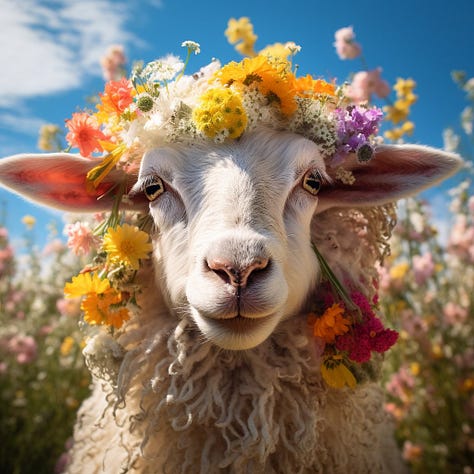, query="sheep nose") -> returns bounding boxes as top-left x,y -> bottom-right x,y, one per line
206,257 -> 269,288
